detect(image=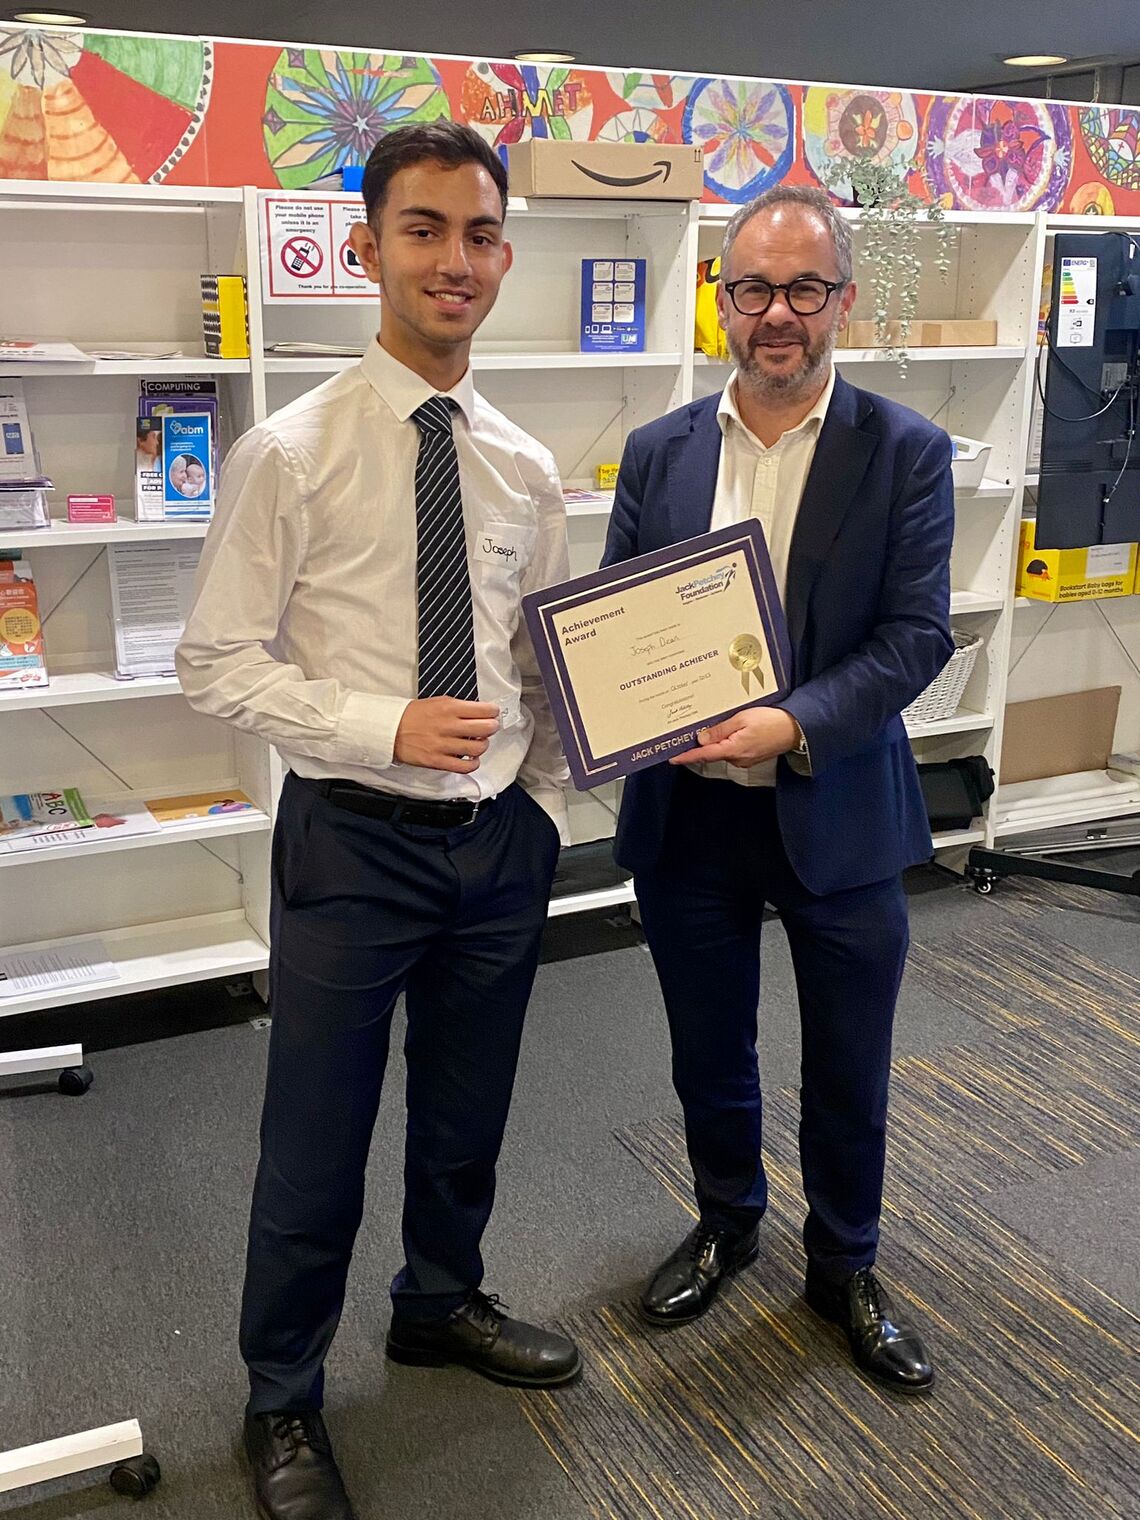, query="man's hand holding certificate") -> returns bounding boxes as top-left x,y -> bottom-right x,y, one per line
523,522 -> 792,790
